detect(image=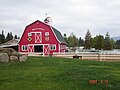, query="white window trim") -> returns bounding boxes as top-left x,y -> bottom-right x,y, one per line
28,32 -> 32,36
50,44 -> 56,50
45,32 -> 49,36
22,45 -> 28,51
